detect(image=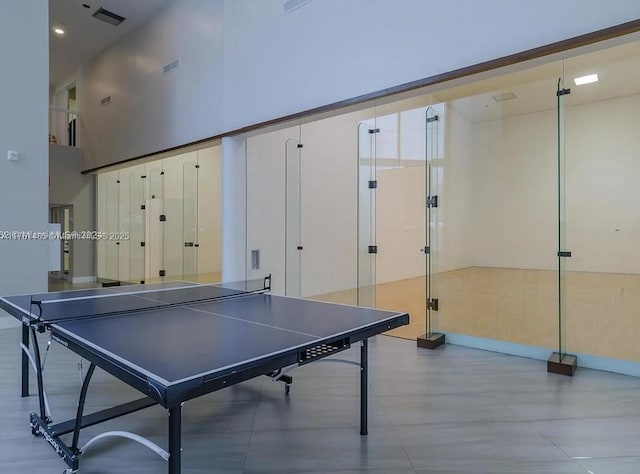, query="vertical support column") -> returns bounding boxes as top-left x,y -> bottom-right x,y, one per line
221,136 -> 248,283
168,405 -> 182,474
360,338 -> 368,436
21,323 -> 30,397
